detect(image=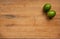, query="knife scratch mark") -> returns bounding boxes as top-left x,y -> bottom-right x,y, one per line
0,14 -> 16,19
